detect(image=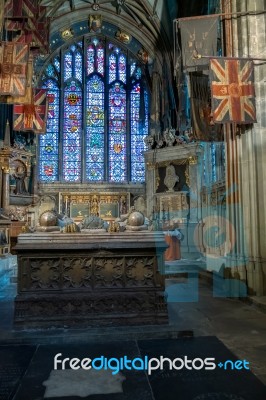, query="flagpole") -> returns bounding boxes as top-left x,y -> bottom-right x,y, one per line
174,10 -> 266,22
193,53 -> 266,62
